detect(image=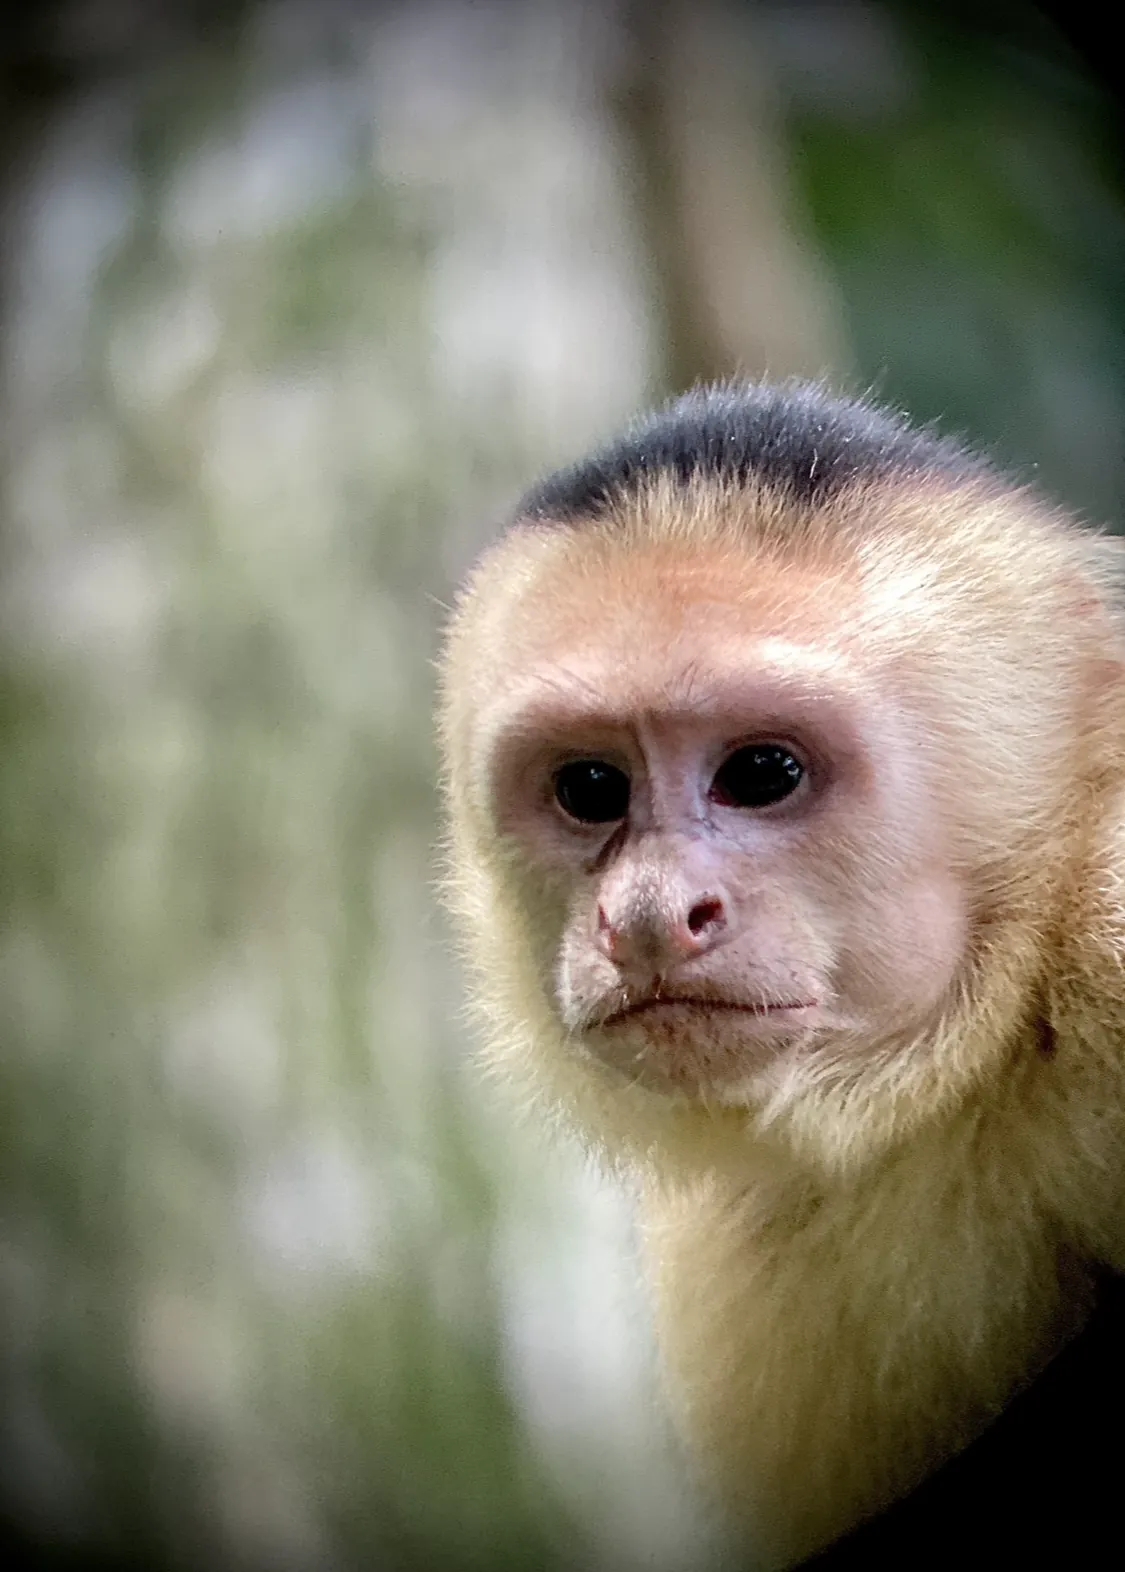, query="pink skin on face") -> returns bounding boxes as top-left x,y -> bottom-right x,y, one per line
486,546 -> 969,1102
